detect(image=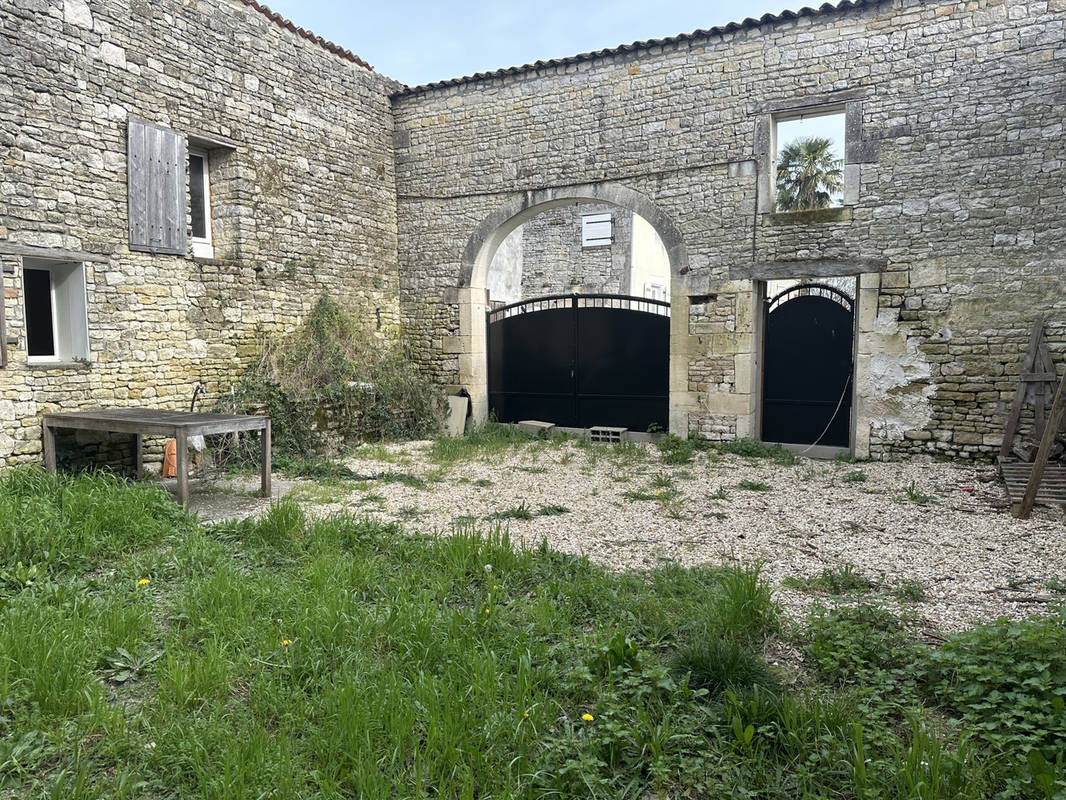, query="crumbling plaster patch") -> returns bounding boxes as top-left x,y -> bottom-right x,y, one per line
866,307 -> 934,443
